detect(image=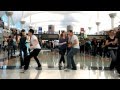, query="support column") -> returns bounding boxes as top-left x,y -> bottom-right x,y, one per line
96,22 -> 101,35
5,11 -> 13,31
29,15 -> 32,29
88,27 -> 92,35
109,13 -> 116,29
48,25 -> 55,34
67,25 -> 73,32
20,20 -> 25,29
29,26 -> 32,29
